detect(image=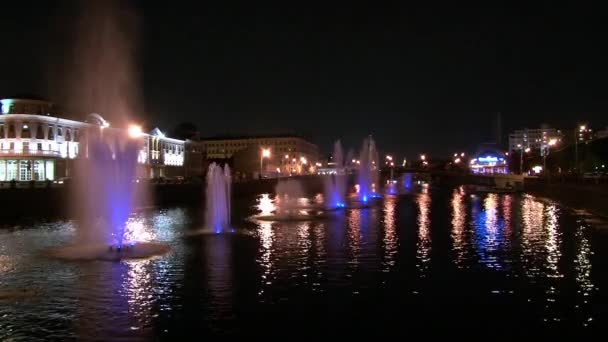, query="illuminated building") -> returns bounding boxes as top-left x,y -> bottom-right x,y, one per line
469,150 -> 508,174
201,134 -> 319,177
508,127 -> 562,152
0,96 -> 192,182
